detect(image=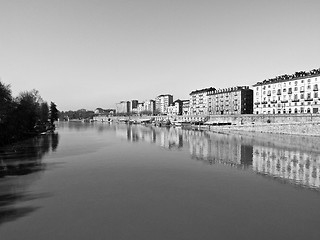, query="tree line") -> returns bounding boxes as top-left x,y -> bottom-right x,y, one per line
0,80 -> 58,146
